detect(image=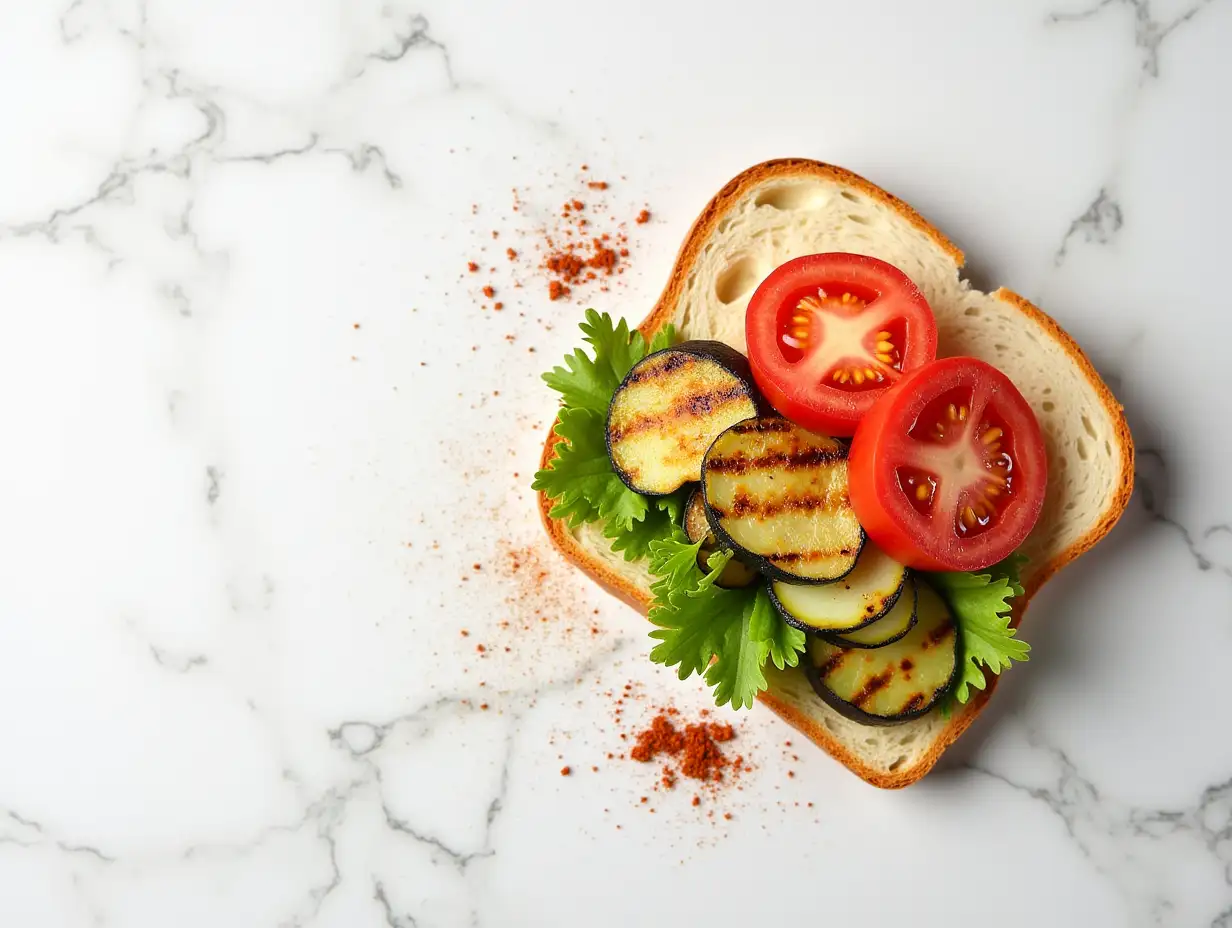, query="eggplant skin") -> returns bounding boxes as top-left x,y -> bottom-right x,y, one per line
767,545 -> 908,634
682,487 -> 711,546
802,585 -> 959,726
803,655 -> 957,727
765,579 -> 900,636
605,341 -> 760,497
682,488 -> 758,589
820,579 -> 918,649
701,417 -> 864,584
